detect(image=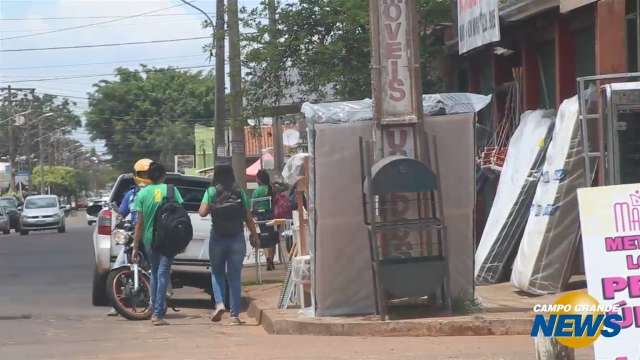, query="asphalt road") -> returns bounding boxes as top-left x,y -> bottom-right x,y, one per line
0,214 -> 593,360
